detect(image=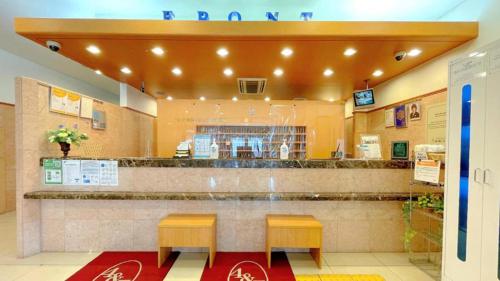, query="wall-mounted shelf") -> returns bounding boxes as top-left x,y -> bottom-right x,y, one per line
196,125 -> 307,159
